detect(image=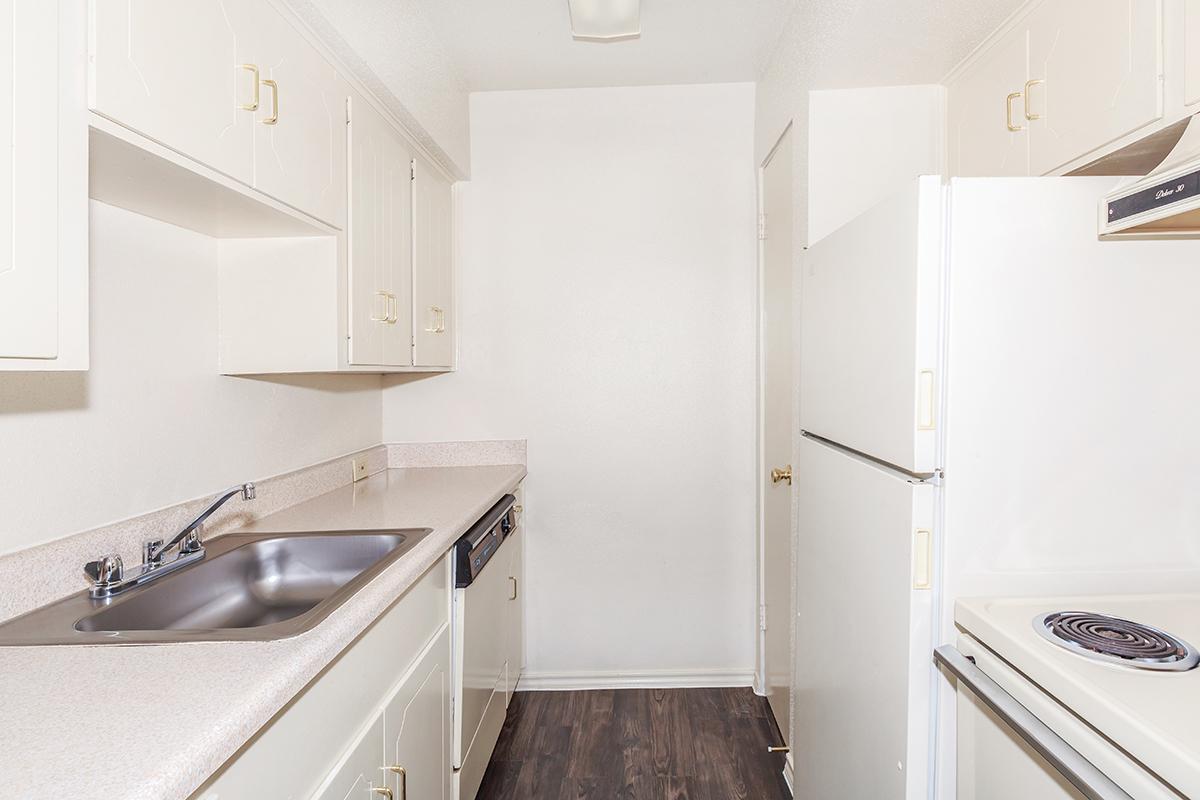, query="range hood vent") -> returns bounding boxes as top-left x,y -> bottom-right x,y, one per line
1097,114 -> 1200,239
